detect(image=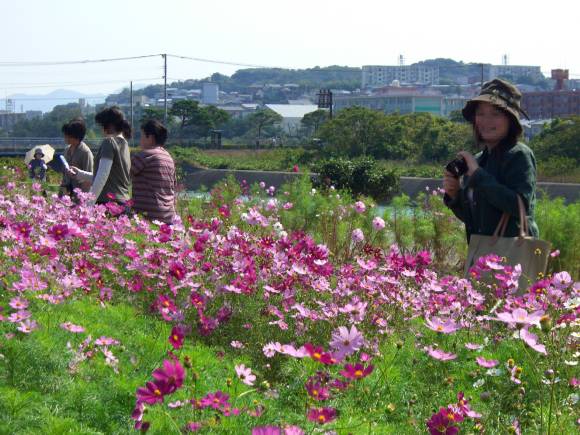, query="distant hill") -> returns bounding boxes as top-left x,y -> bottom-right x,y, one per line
3,89 -> 105,113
